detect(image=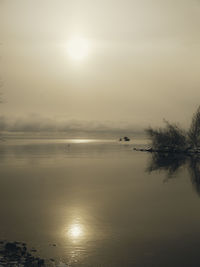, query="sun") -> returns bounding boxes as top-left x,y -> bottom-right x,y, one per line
67,37 -> 90,60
